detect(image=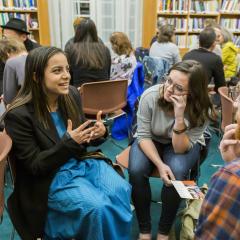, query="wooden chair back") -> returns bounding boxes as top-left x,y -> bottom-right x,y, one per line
218,86 -> 234,131
79,79 -> 128,116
